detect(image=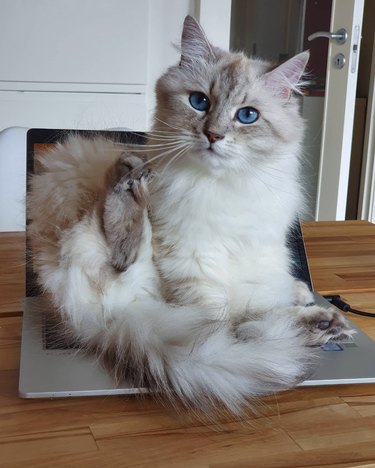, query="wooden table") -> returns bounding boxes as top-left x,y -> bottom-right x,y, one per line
1,221 -> 375,468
